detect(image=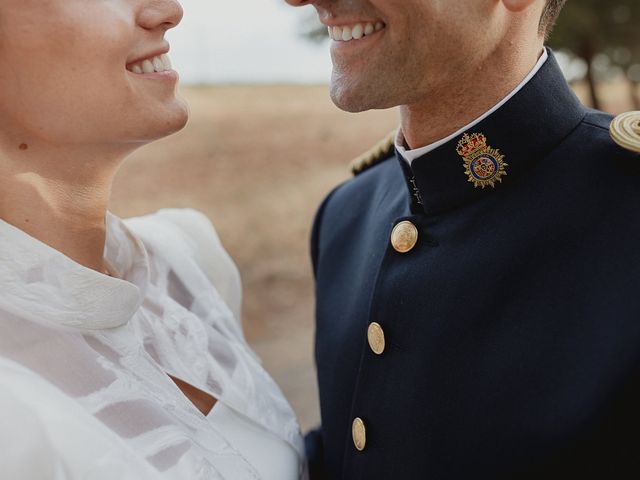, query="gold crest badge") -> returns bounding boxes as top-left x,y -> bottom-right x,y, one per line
456,133 -> 508,188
